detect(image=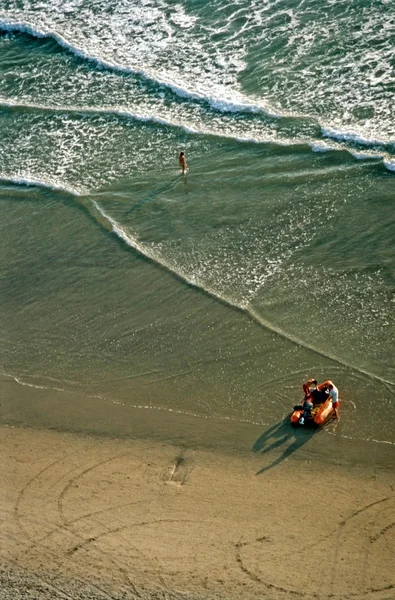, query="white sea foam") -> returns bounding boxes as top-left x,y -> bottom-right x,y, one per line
1,19 -> 394,166
2,0 -> 394,147
1,95 -> 393,180
92,200 -> 205,289
0,173 -> 81,195
309,141 -> 333,152
322,125 -> 391,148
383,159 -> 395,173
349,150 -> 382,161
0,97 -> 293,147
1,369 -> 268,426
0,19 -> 273,117
0,97 -> 203,134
